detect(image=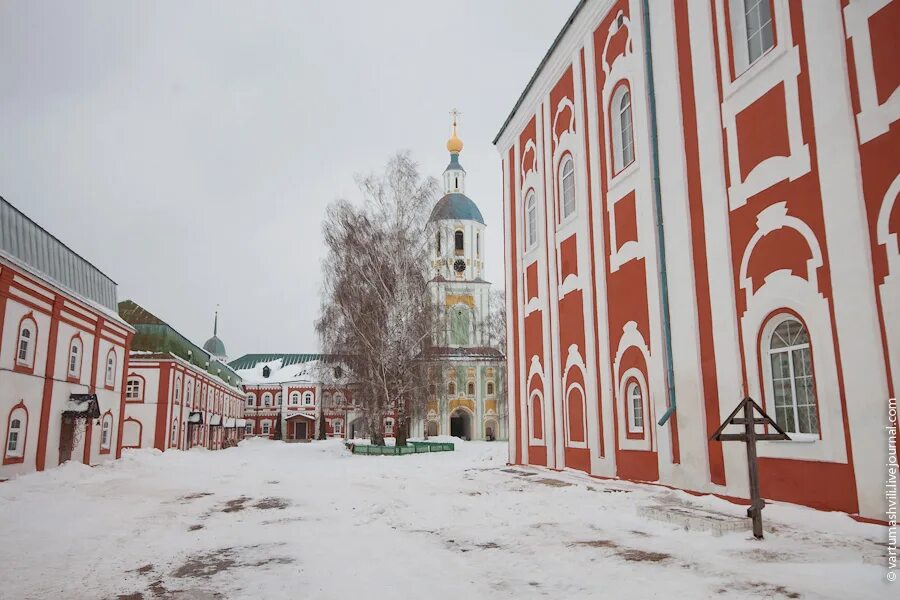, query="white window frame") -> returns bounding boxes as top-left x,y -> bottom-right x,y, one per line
762,314 -> 819,439
611,85 -> 634,174
384,418 -> 394,433
466,381 -> 475,396
262,421 -> 271,434
105,350 -> 117,387
171,418 -> 178,446
262,392 -> 273,407
275,392 -> 282,406
525,191 -> 538,250
126,377 -> 143,401
16,320 -> 36,367
101,415 -> 112,449
68,338 -> 82,378
486,381 -> 495,396
246,394 -> 255,407
290,392 -> 300,405
6,414 -> 24,457
627,381 -> 644,433
333,419 -> 343,434
303,392 -> 313,406
560,156 -> 576,221
729,0 -> 776,74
